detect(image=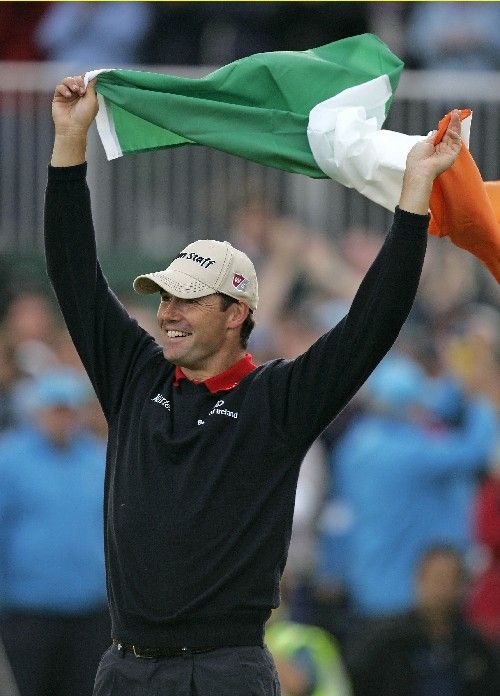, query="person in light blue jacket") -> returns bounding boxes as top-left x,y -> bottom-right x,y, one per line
0,369 -> 109,696
324,353 -> 497,620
